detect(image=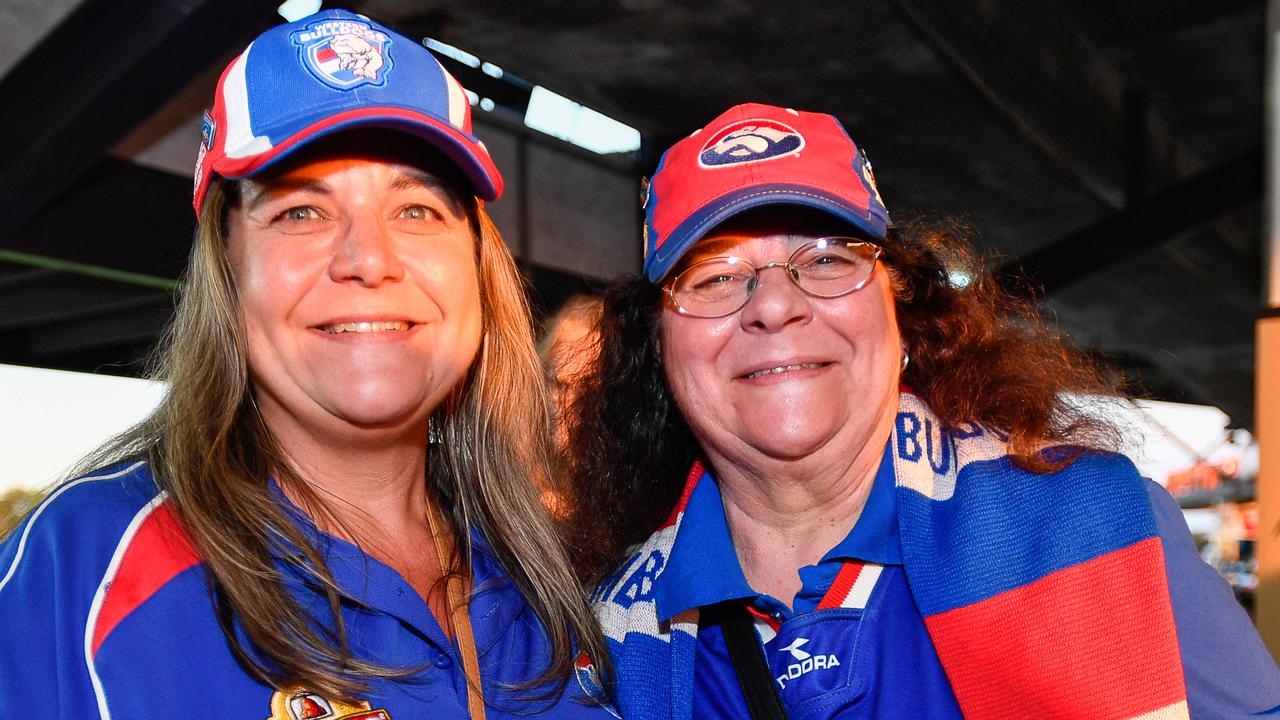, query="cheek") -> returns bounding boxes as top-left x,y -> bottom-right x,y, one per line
845,276 -> 900,351
234,247 -> 313,333
418,248 -> 480,319
659,312 -> 730,403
